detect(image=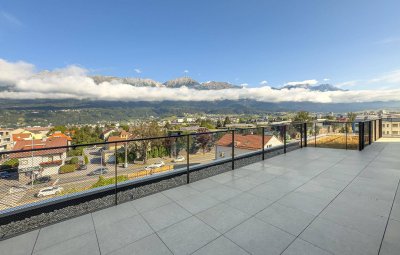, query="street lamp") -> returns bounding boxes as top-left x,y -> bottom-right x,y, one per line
30,133 -> 34,187
124,139 -> 128,168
